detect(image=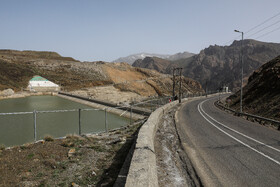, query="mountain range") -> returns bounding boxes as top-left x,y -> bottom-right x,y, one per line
132,39 -> 280,92
113,51 -> 194,64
